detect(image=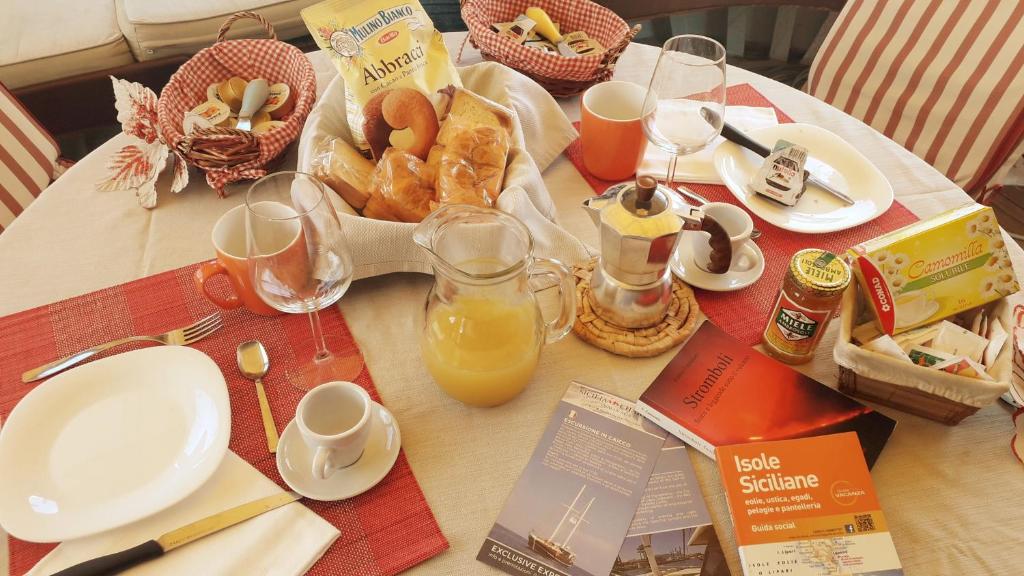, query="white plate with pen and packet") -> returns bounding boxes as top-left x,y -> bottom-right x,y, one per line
0,347 -> 230,542
713,123 -> 894,234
